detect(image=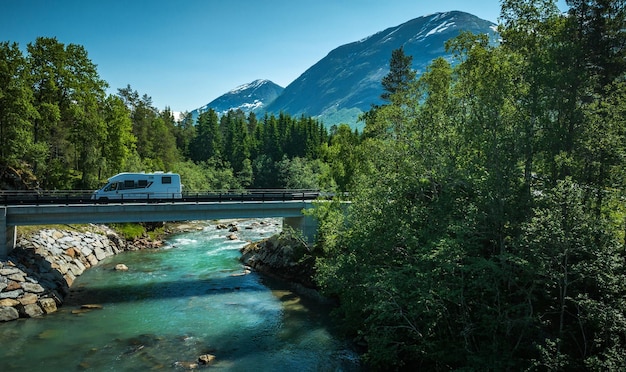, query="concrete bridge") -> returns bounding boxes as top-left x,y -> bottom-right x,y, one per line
0,196 -> 318,259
